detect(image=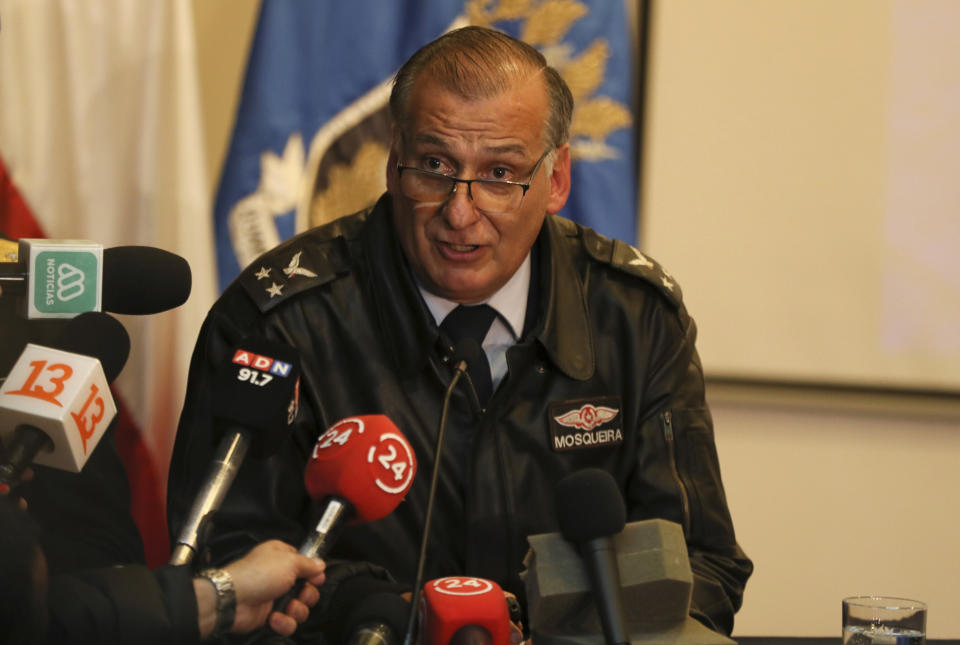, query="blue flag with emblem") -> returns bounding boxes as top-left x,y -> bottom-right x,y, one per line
214,0 -> 638,292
